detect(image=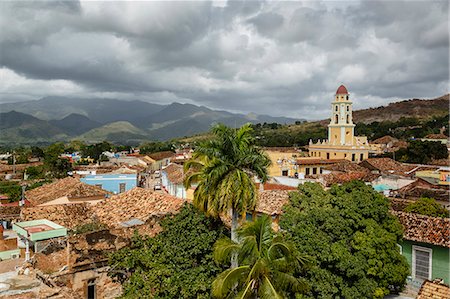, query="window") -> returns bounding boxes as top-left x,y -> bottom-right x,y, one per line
344,154 -> 347,158
352,154 -> 355,161
282,170 -> 288,176
306,168 -> 310,175
335,114 -> 338,124
95,184 -> 102,189
246,212 -> 253,221
346,95 -> 349,100
360,153 -> 364,161
87,279 -> 96,299
335,105 -> 338,112
326,153 -> 330,159
346,105 -> 349,111
346,115 -> 349,124
119,183 -> 126,193
413,246 -> 432,281
312,168 -> 317,175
